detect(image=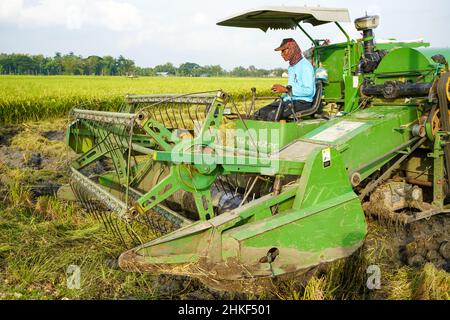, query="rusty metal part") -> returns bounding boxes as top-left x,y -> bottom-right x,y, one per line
359,137 -> 426,200
71,109 -> 135,126
405,177 -> 433,188
363,181 -> 445,224
430,109 -> 450,137
271,175 -> 283,215
70,167 -> 130,220
437,73 -> 450,194
127,93 -> 217,105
